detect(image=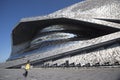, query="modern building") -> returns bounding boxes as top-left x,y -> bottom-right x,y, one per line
0,0 -> 120,68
